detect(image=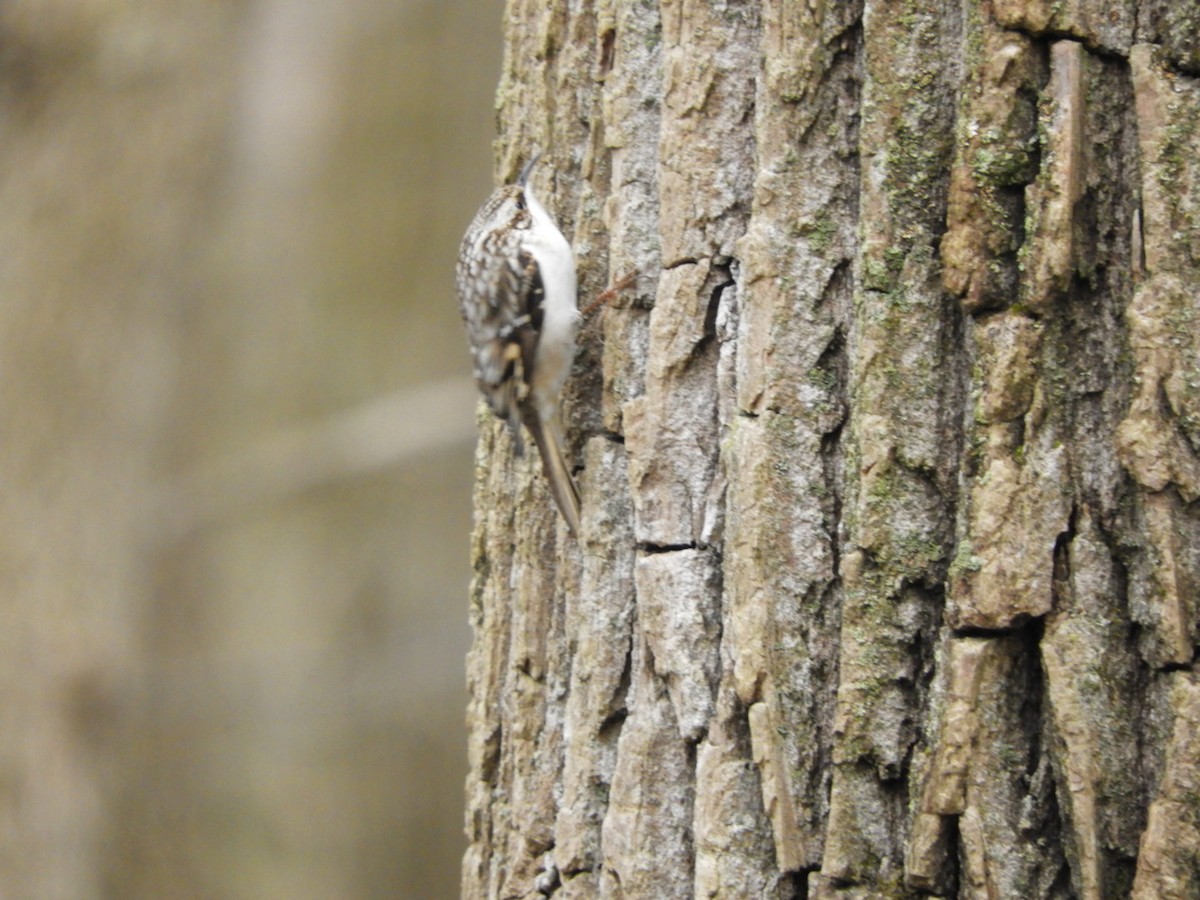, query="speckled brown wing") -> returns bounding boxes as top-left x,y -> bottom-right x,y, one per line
455,185 -> 544,454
